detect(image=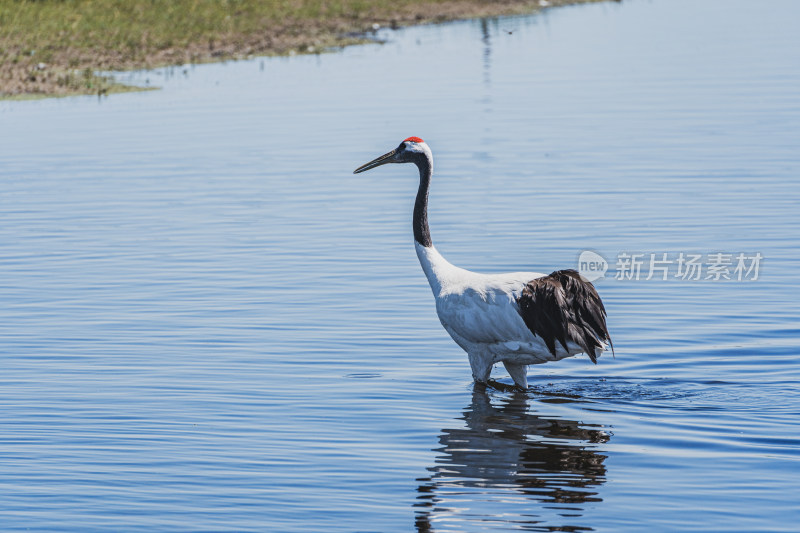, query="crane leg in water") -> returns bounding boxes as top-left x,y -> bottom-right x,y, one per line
502,362 -> 528,389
